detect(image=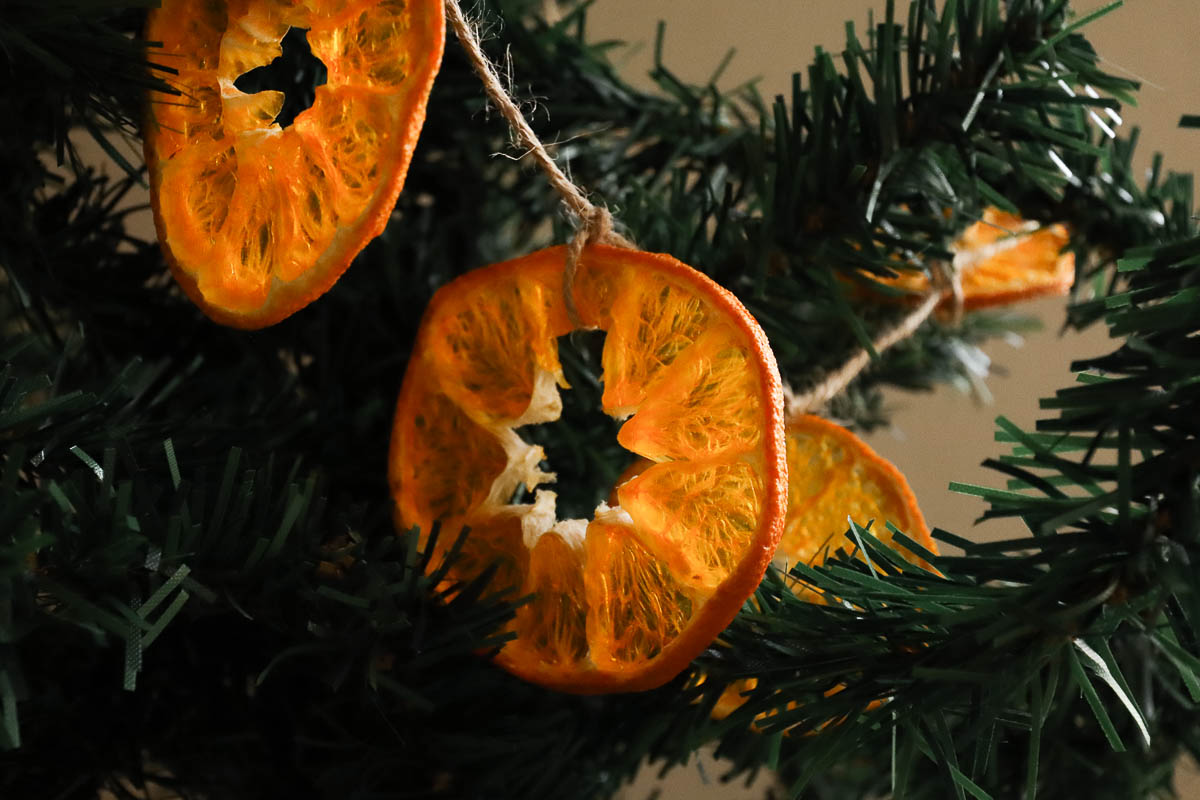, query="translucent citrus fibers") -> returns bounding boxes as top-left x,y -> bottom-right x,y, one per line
143,0 -> 444,328
877,207 -> 1074,310
711,414 -> 936,719
777,415 -> 933,574
389,244 -> 787,694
